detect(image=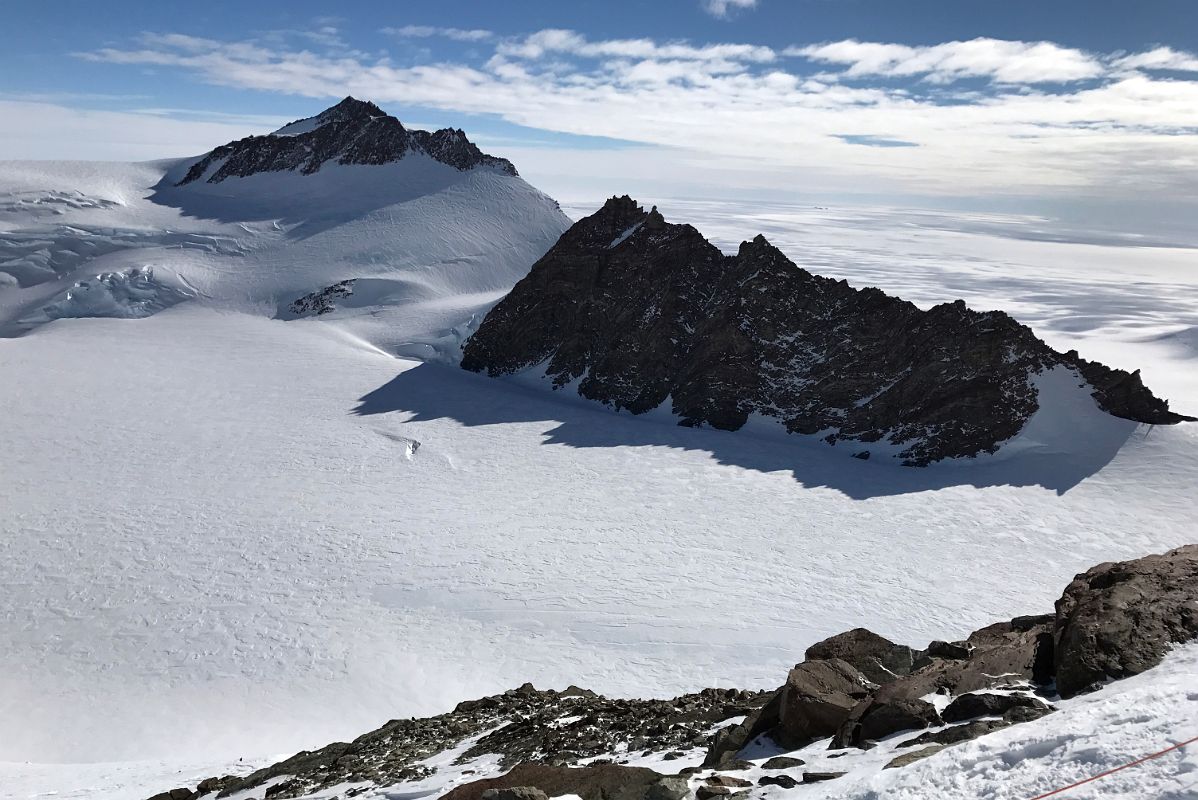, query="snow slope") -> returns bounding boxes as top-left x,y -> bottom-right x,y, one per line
0,180 -> 1196,798
0,156 -> 568,352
